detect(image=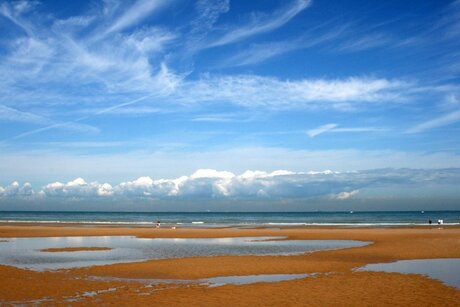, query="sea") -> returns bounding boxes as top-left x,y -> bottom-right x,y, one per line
0,211 -> 459,227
